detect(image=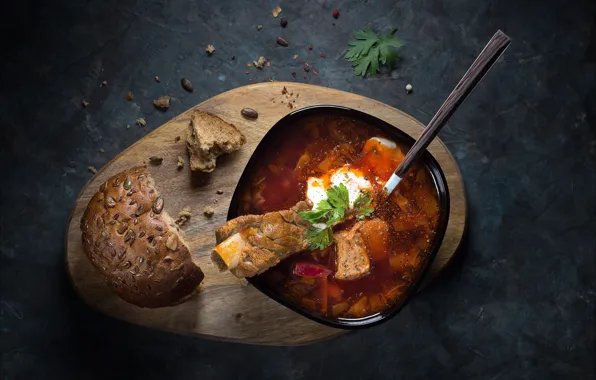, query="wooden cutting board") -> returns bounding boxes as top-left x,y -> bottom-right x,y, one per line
66,82 -> 467,346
